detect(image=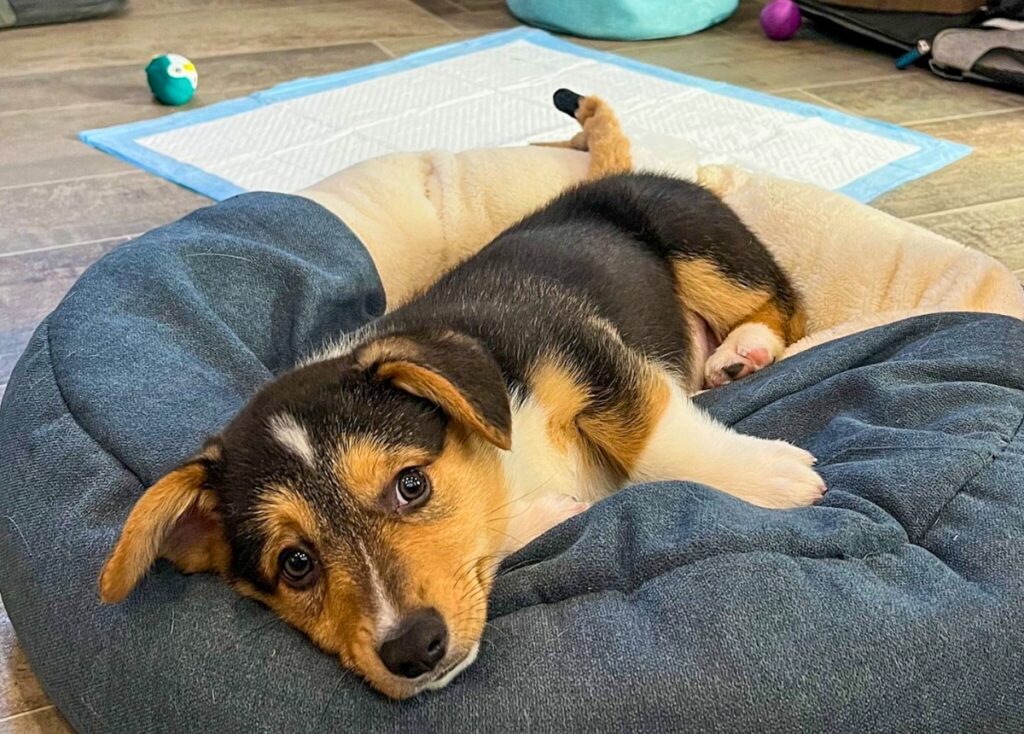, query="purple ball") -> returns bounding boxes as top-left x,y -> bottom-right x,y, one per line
760,0 -> 802,40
